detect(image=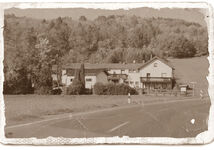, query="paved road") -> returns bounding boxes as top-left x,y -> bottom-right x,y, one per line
5,98 -> 210,138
